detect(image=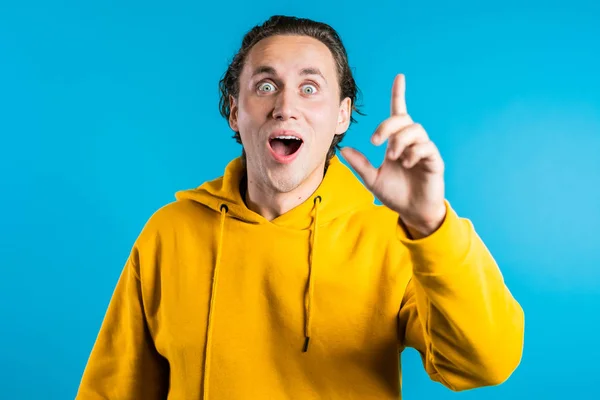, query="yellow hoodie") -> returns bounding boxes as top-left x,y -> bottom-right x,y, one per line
77,155 -> 524,399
